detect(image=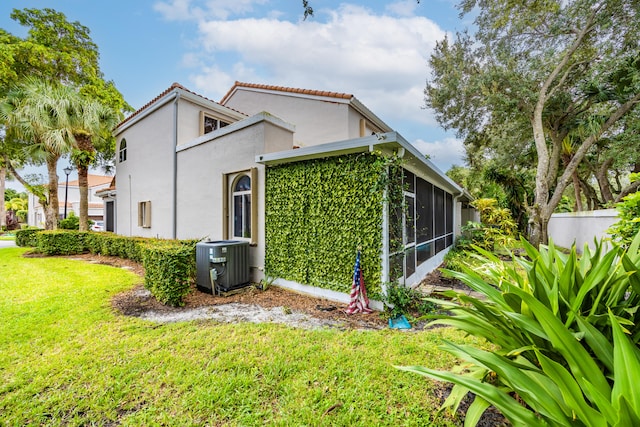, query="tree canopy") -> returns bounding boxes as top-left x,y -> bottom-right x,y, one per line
427,0 -> 640,245
0,8 -> 129,229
